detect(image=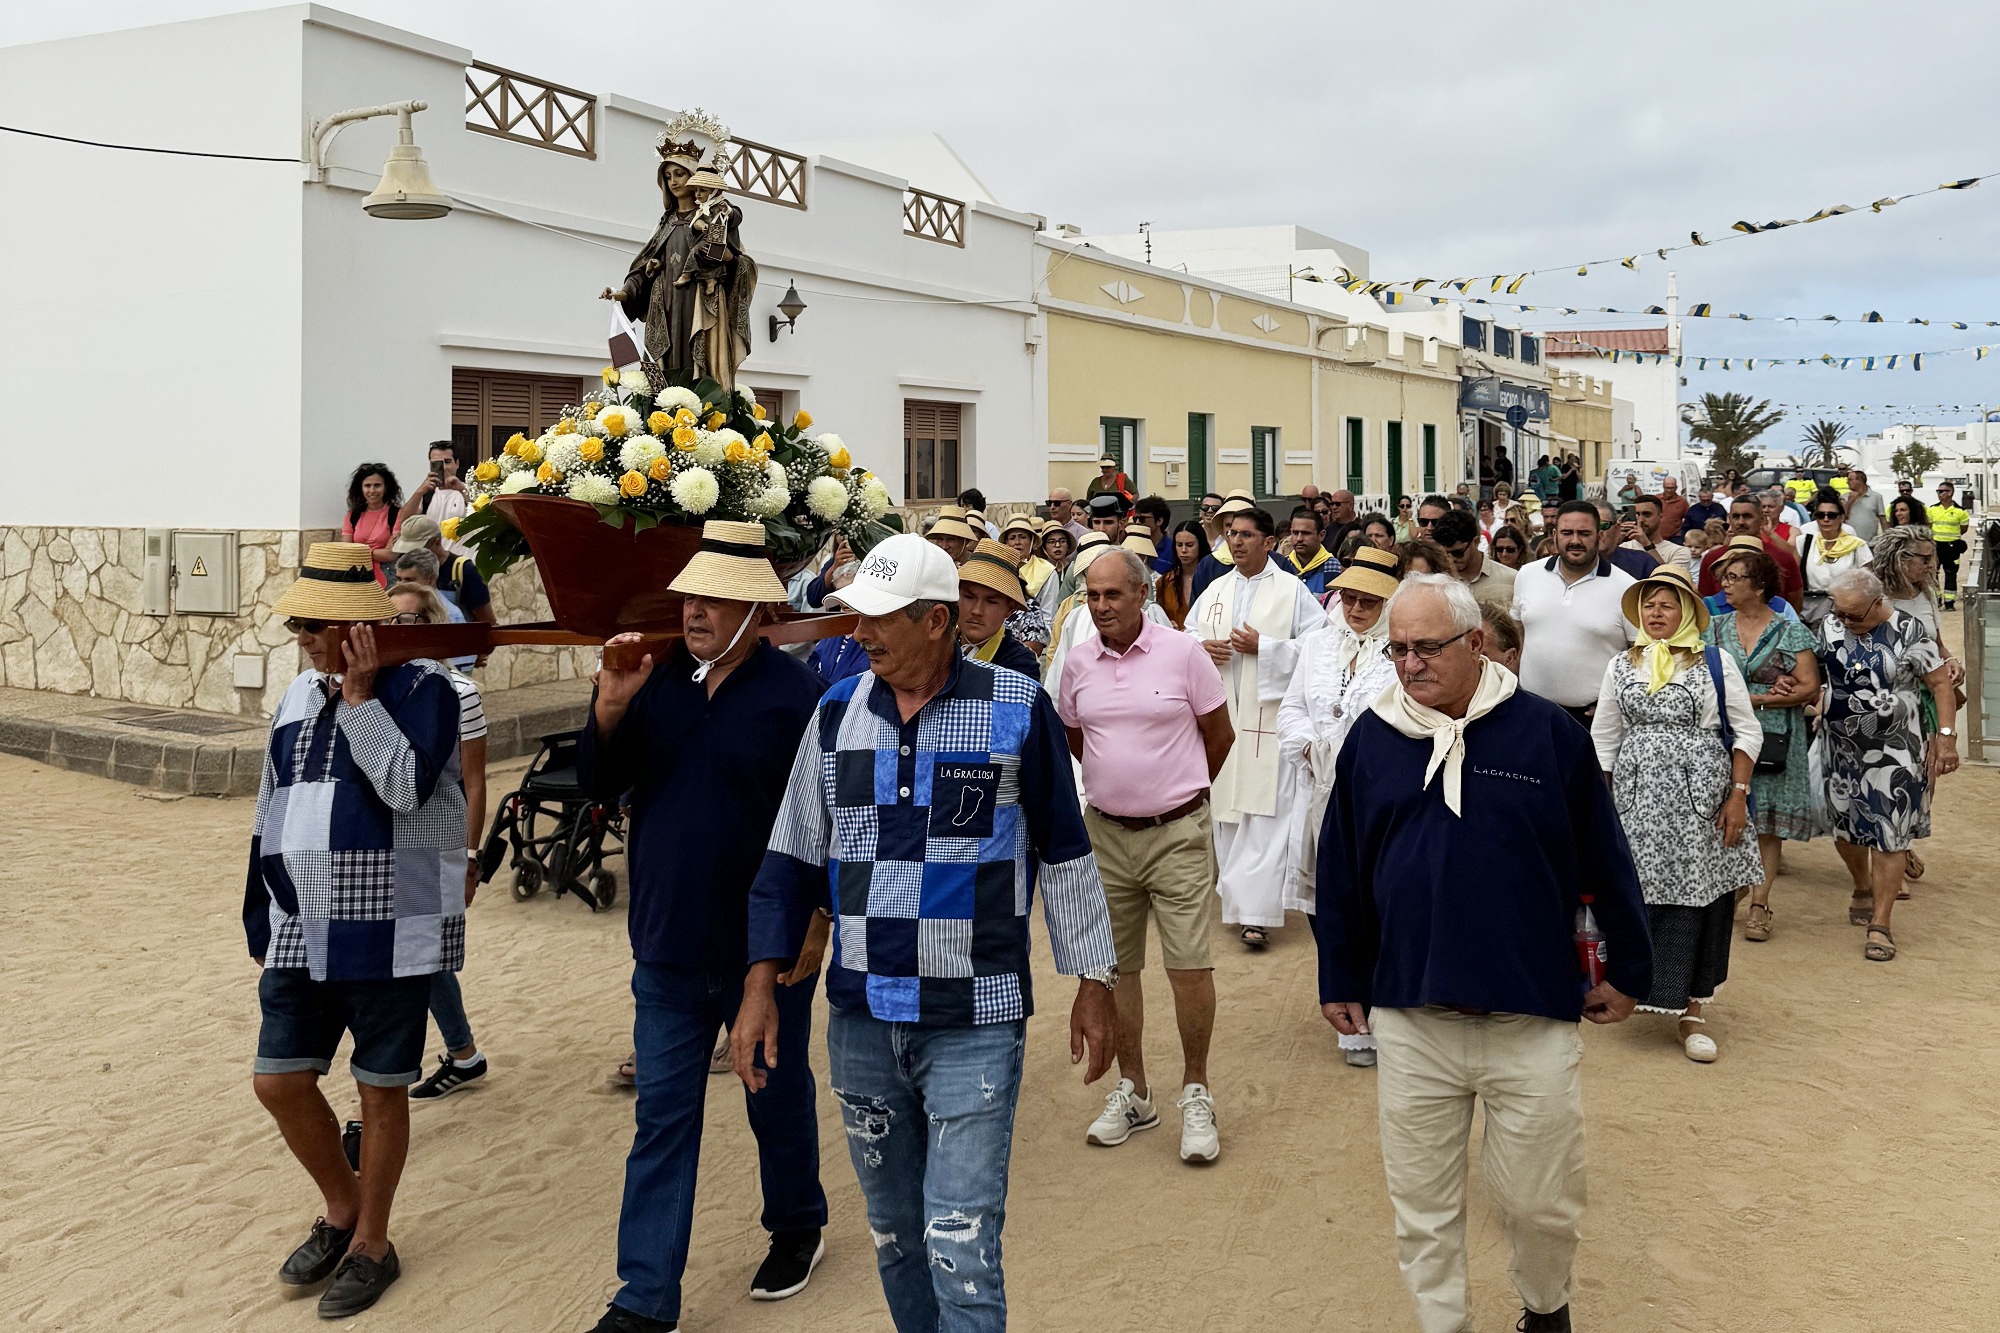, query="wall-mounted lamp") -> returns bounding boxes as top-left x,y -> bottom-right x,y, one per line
307,100 -> 452,220
768,281 -> 807,342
